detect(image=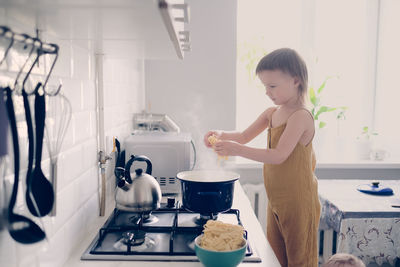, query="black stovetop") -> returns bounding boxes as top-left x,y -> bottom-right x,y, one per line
81,202 -> 256,260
